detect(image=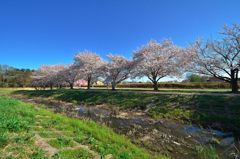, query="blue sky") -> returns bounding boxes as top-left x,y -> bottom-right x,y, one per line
0,0 -> 240,70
